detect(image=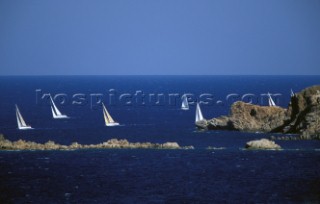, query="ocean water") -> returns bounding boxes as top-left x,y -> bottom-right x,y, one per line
0,76 -> 320,203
